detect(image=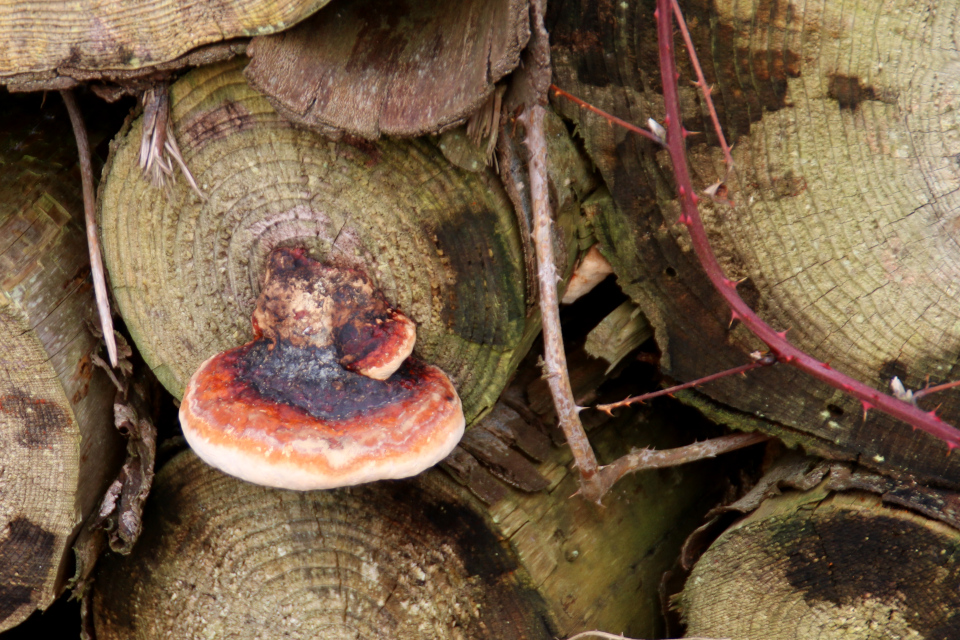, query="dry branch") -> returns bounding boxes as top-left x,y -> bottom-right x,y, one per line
522,103 -> 601,501
61,90 -> 117,367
